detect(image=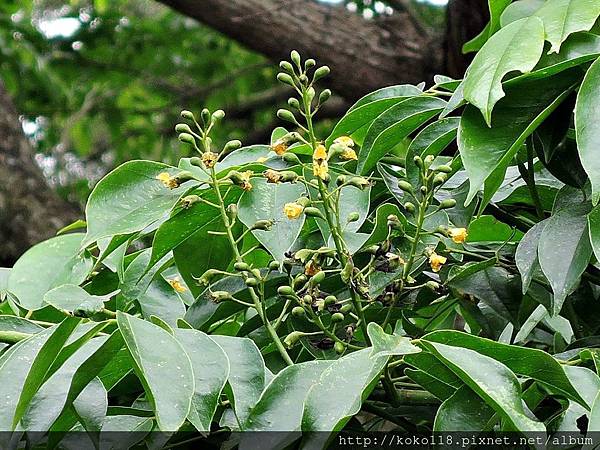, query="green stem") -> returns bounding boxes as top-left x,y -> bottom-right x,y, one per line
210,168 -> 293,366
